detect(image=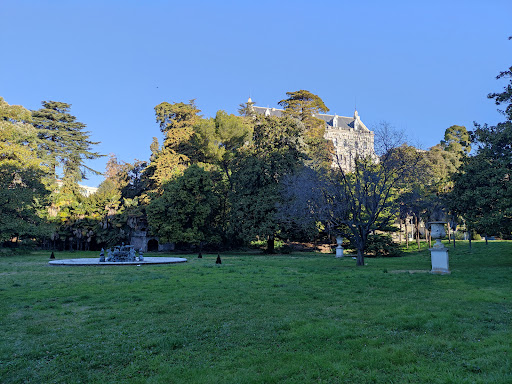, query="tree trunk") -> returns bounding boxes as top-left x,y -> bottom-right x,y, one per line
356,247 -> 365,266
415,216 -> 420,250
453,235 -> 456,248
485,234 -> 488,245
267,235 -> 275,254
427,228 -> 431,248
468,231 -> 472,249
405,221 -> 409,249
399,220 -> 402,244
